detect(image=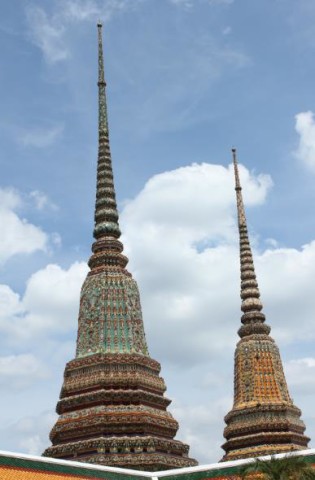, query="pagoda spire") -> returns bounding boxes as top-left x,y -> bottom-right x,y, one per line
43,24 -> 197,471
94,22 -> 120,240
232,148 -> 270,339
221,148 -> 309,462
88,22 -> 126,274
